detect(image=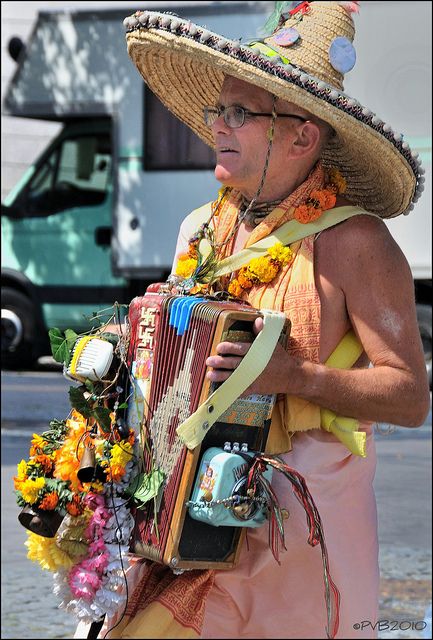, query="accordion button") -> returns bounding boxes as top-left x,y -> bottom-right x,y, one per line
202,421 -> 210,431
207,405 -> 214,413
